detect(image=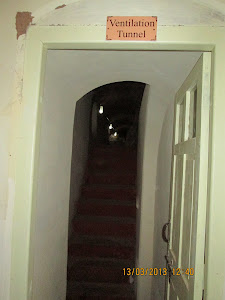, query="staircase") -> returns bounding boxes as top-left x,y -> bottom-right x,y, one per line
67,145 -> 137,299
